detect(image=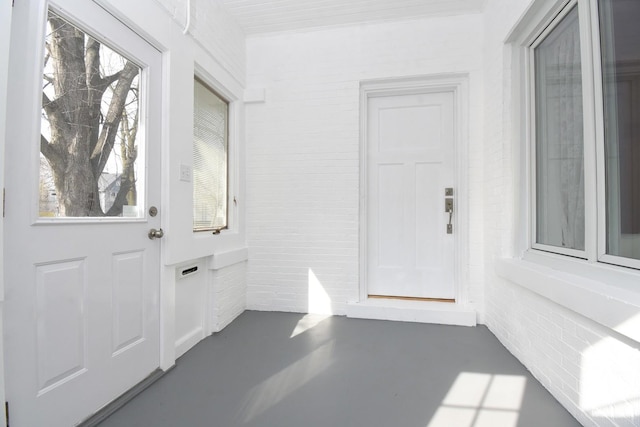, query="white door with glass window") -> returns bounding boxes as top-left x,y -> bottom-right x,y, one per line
4,1 -> 162,425
367,91 -> 455,300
